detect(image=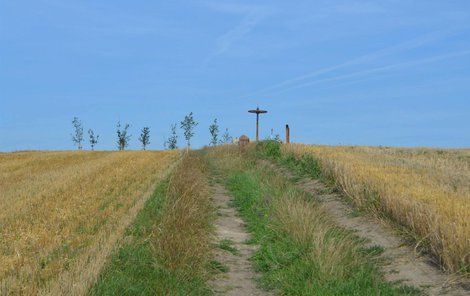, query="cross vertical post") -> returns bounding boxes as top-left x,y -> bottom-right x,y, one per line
248,107 -> 267,142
